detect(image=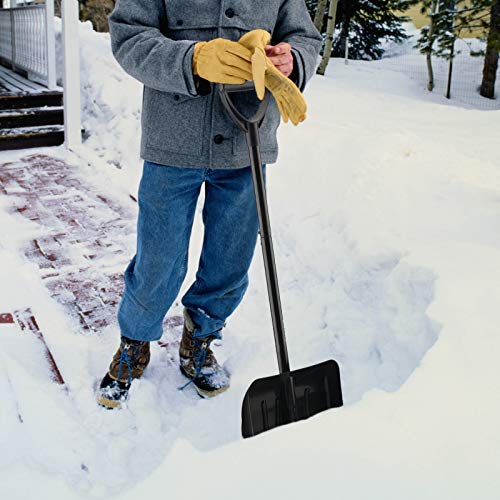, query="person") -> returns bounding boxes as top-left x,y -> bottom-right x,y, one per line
96,0 -> 322,409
